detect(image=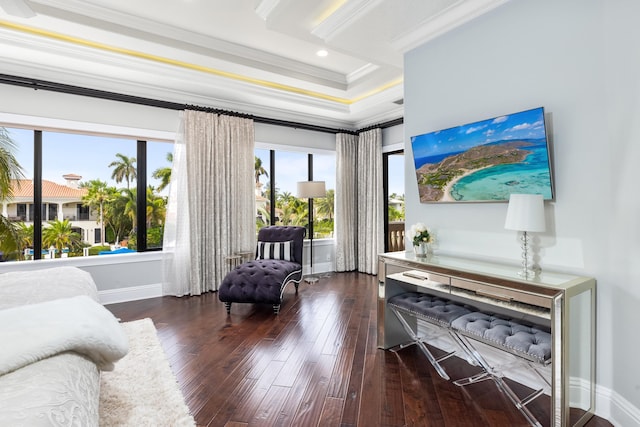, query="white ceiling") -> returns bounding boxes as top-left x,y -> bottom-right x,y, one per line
0,0 -> 508,130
